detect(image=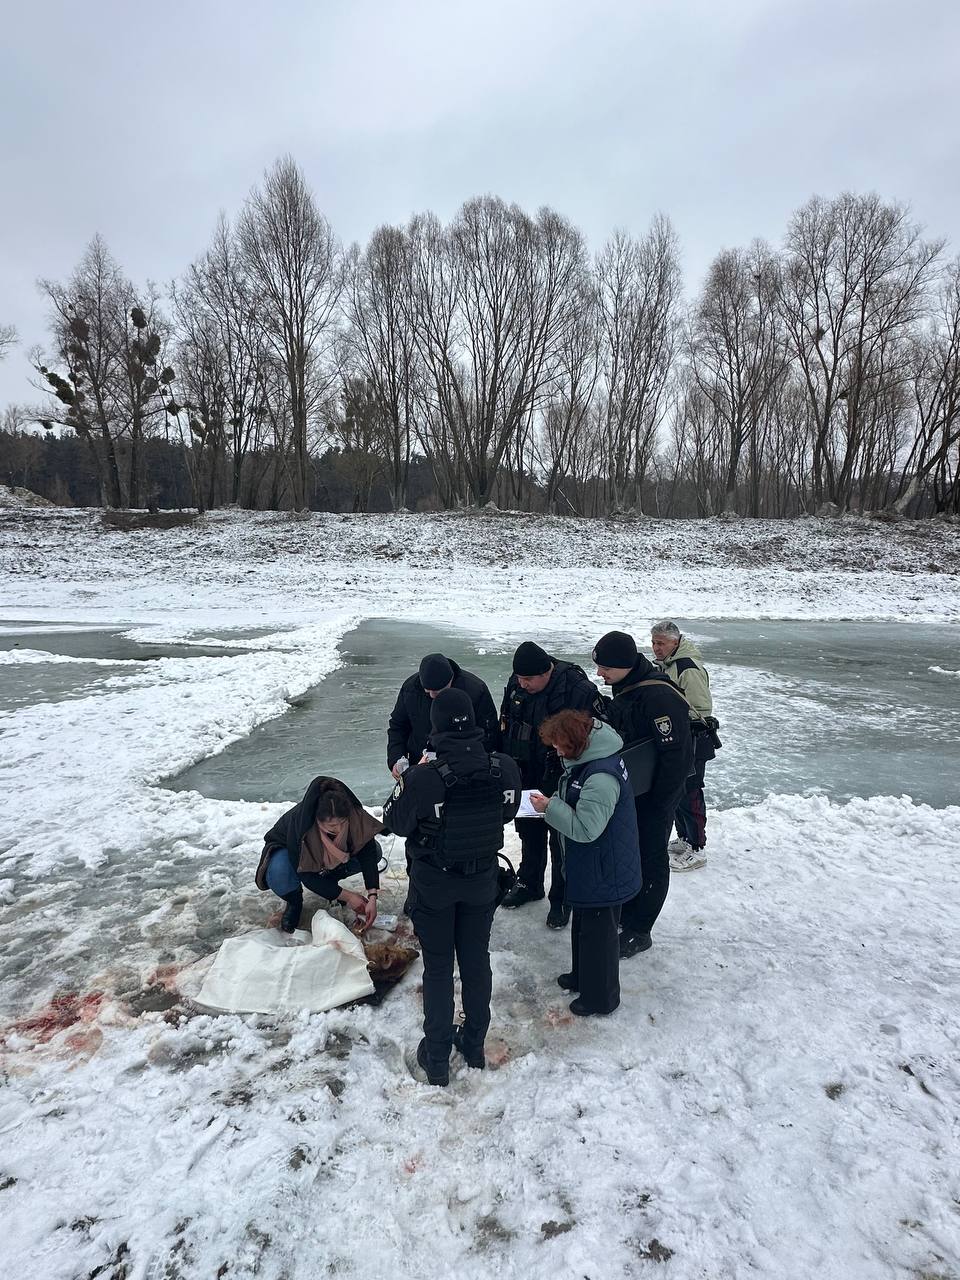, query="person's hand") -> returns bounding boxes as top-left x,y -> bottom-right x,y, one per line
360,894 -> 378,931
391,757 -> 409,780
529,791 -> 550,813
340,889 -> 367,918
